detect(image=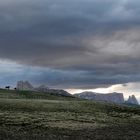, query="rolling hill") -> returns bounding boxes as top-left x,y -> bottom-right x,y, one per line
0,89 -> 140,140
